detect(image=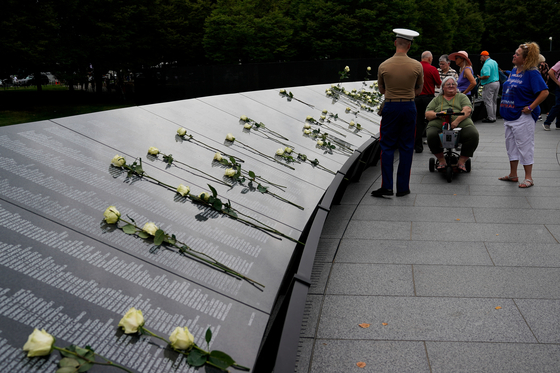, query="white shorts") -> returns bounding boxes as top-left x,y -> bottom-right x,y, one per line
503,113 -> 536,165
